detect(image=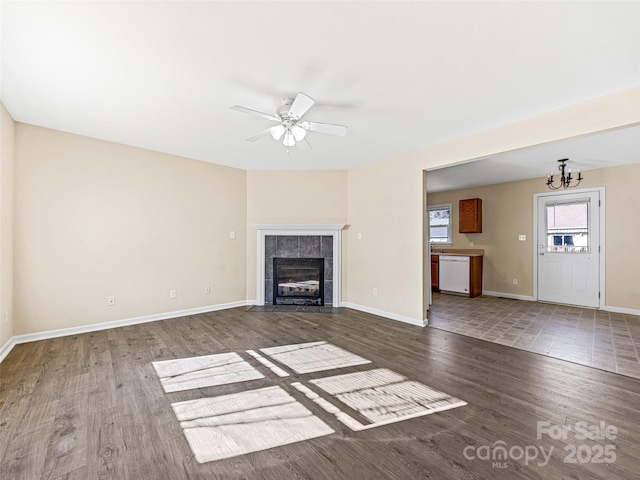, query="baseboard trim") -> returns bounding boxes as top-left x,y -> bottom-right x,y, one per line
481,291 -> 639,316
0,337 -> 18,364
482,291 -> 536,302
342,302 -> 426,327
602,305 -> 640,316
0,300 -> 250,364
